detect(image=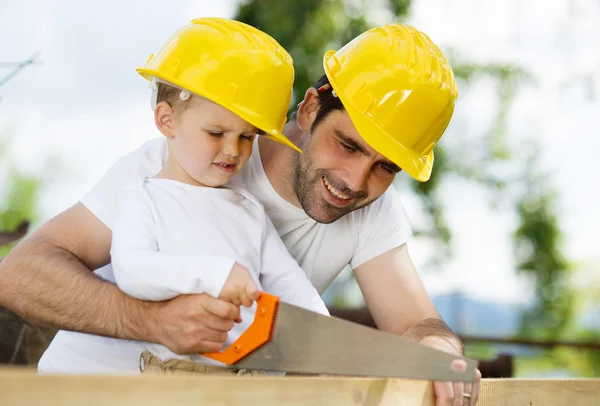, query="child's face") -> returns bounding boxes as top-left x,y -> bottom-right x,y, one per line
160,96 -> 258,187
